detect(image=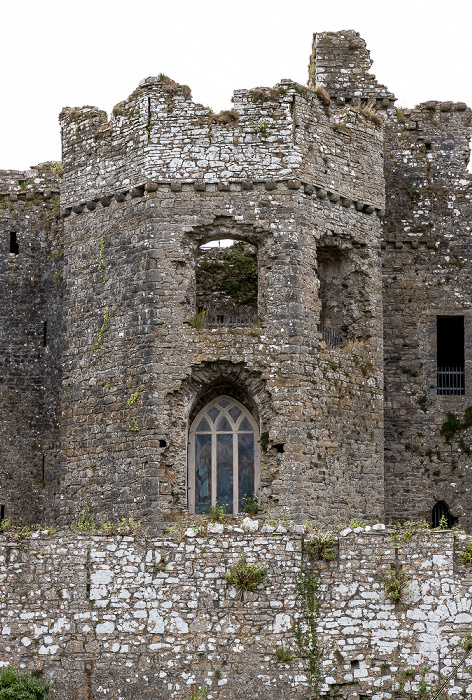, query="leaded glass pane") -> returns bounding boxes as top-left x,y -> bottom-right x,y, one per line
239,416 -> 252,431
219,399 -> 229,408
208,407 -> 220,423
196,417 -> 210,432
195,434 -> 211,514
216,433 -> 233,514
229,406 -> 242,422
216,415 -> 232,432
238,433 -> 255,512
